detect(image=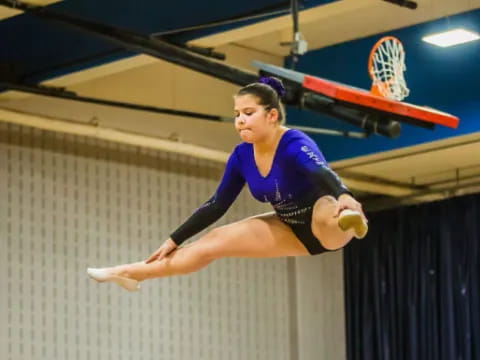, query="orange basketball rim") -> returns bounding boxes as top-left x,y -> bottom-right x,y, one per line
368,36 -> 409,101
